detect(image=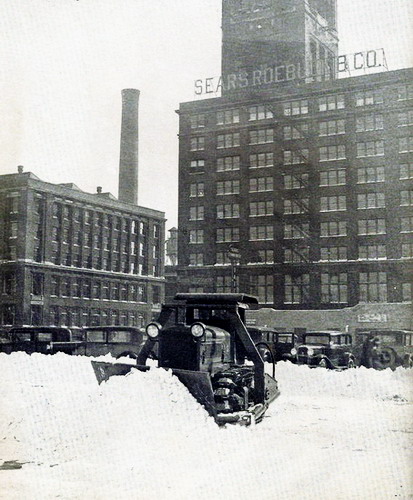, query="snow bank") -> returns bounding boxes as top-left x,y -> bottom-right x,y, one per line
0,353 -> 412,500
